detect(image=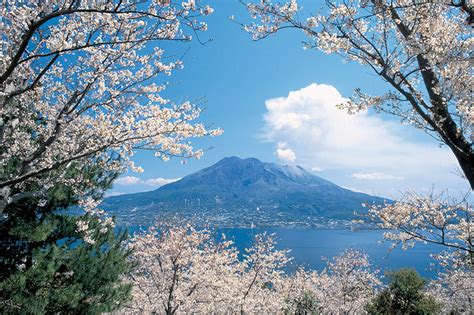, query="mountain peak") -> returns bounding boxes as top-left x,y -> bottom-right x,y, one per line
103,157 -> 386,226
156,157 -> 337,195
216,156 -> 261,165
